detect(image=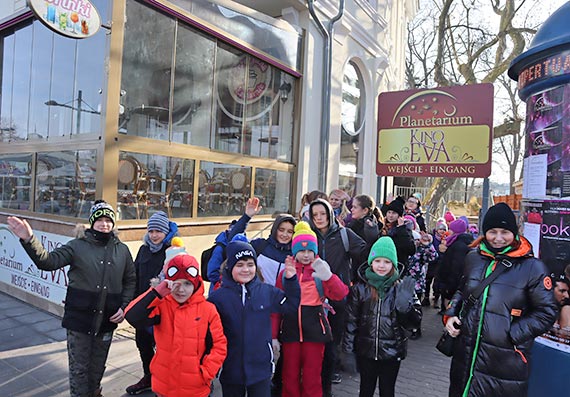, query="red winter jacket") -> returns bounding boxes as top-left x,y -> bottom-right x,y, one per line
125,282 -> 227,397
